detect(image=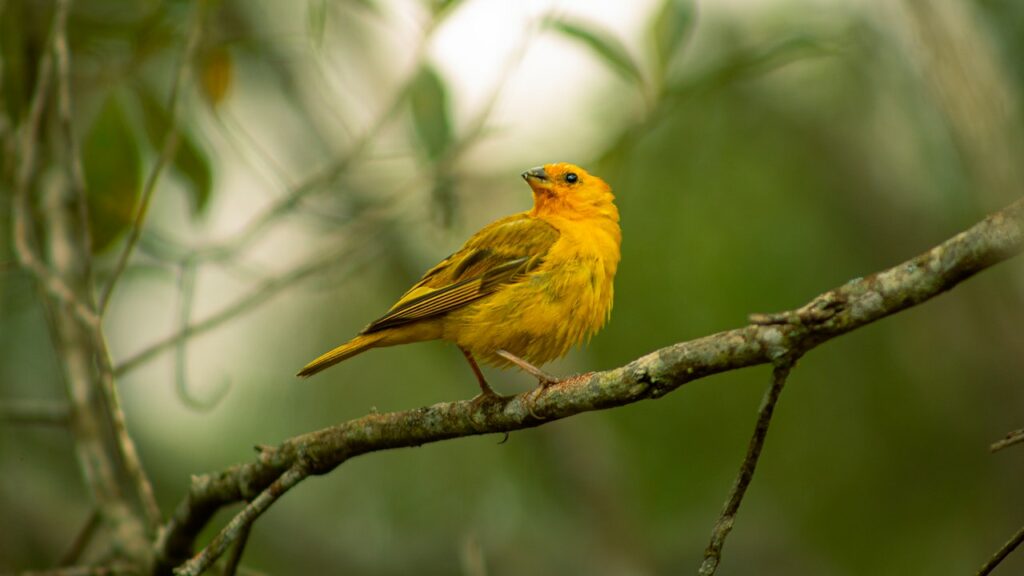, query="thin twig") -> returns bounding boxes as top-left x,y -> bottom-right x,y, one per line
698,359 -> 796,576
173,465 -> 309,576
53,0 -> 93,274
976,524 -> 1024,576
0,399 -> 70,426
990,428 -> 1024,452
222,520 -> 253,576
57,508 -> 101,567
10,0 -> 98,333
93,331 -> 163,531
154,196 -> 1024,572
173,261 -> 229,410
114,235 -> 381,377
99,1 -> 206,314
